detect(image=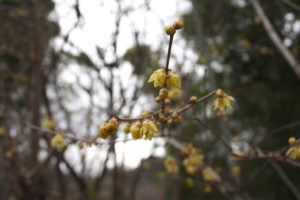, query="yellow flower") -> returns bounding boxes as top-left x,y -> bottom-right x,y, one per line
130,122 -> 142,139
166,71 -> 181,88
0,127 -> 5,136
204,185 -> 212,193
168,88 -> 182,99
181,143 -> 200,156
186,178 -> 194,187
42,120 -> 55,129
51,134 -> 68,151
202,168 -> 215,182
231,166 -> 241,175
140,120 -> 159,140
148,69 -> 167,87
286,146 -> 300,159
213,89 -> 234,111
164,156 -> 178,173
124,123 -> 131,134
183,154 -> 204,174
